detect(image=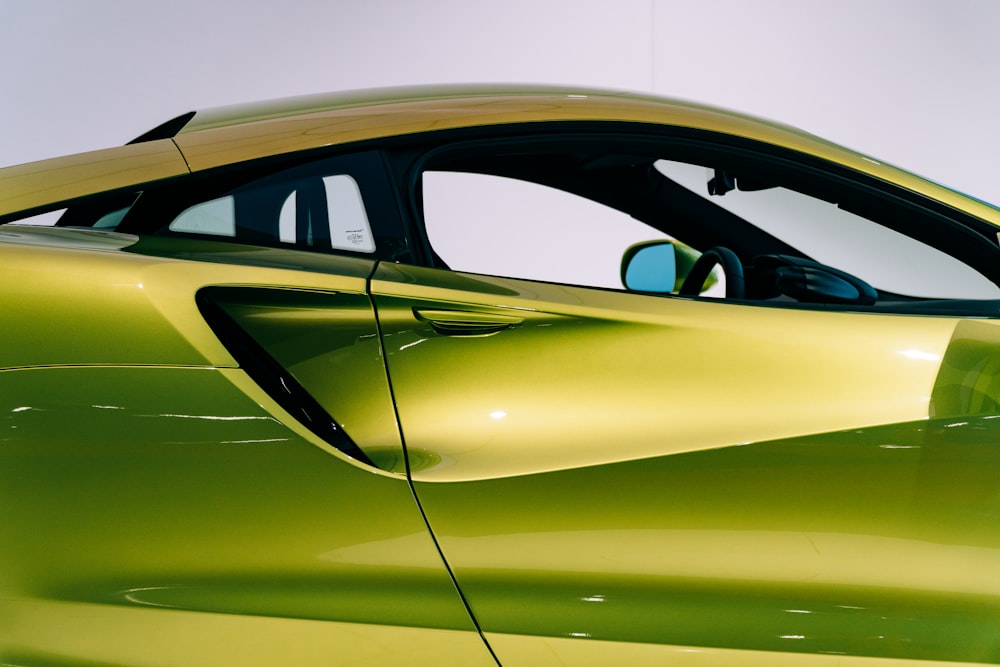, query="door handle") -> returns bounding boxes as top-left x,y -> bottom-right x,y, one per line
414,308 -> 524,336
